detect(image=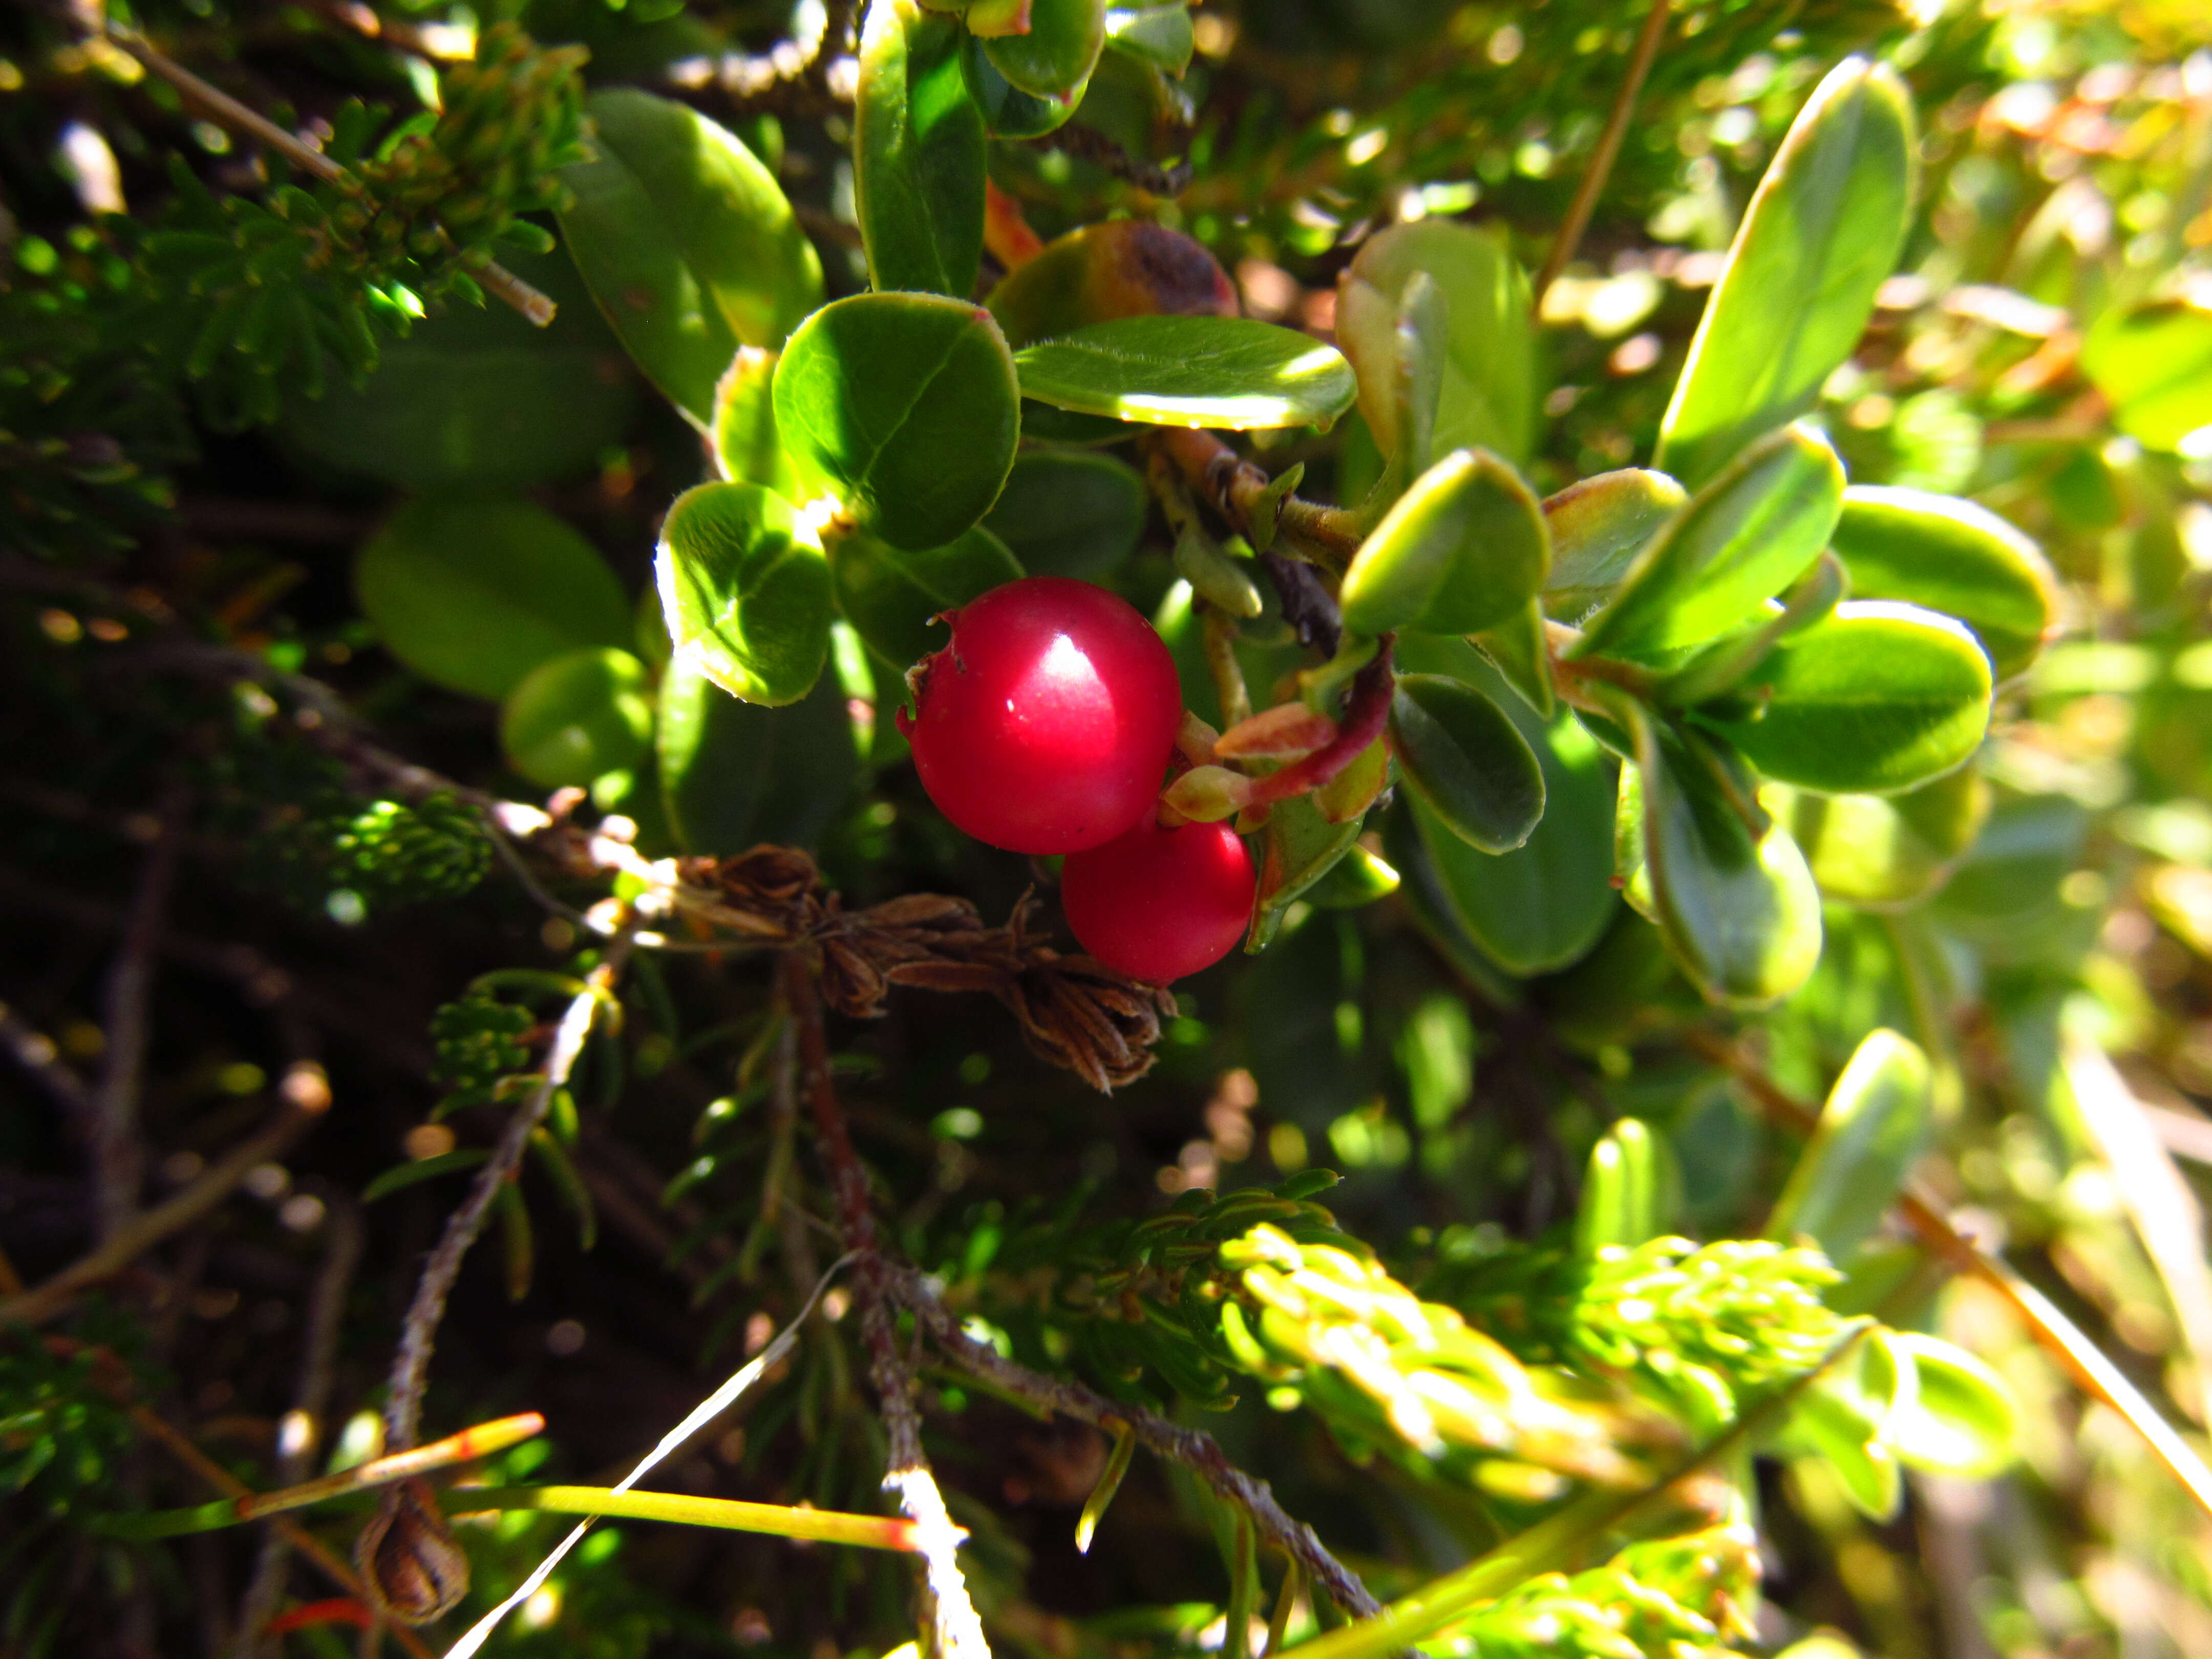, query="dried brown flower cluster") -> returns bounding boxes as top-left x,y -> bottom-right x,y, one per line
678,847 -> 1178,1091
